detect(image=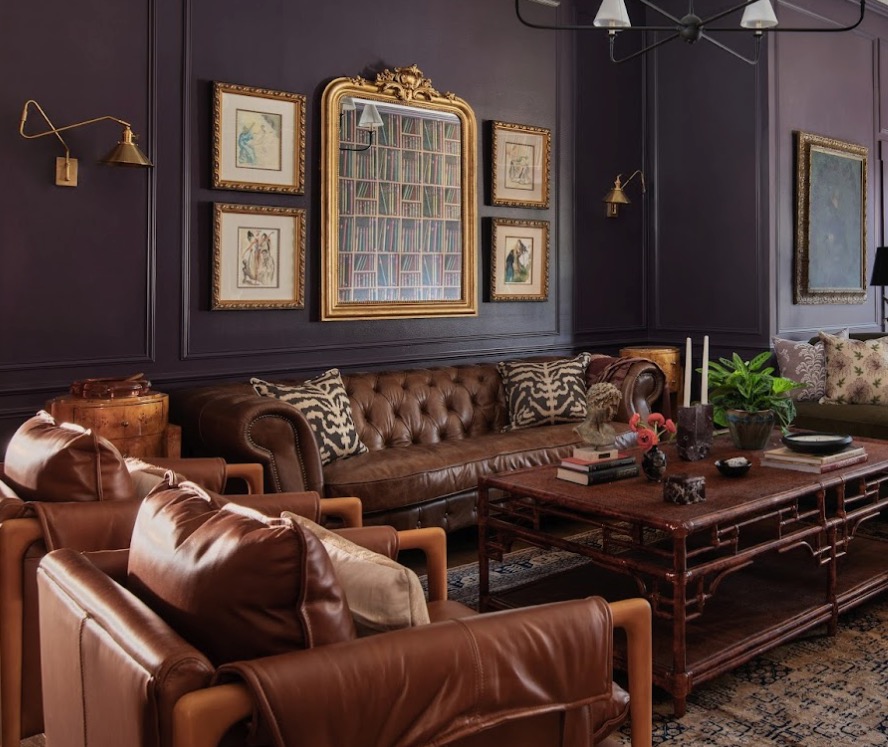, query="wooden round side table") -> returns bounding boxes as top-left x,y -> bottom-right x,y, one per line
619,345 -> 683,414
46,391 -> 178,458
